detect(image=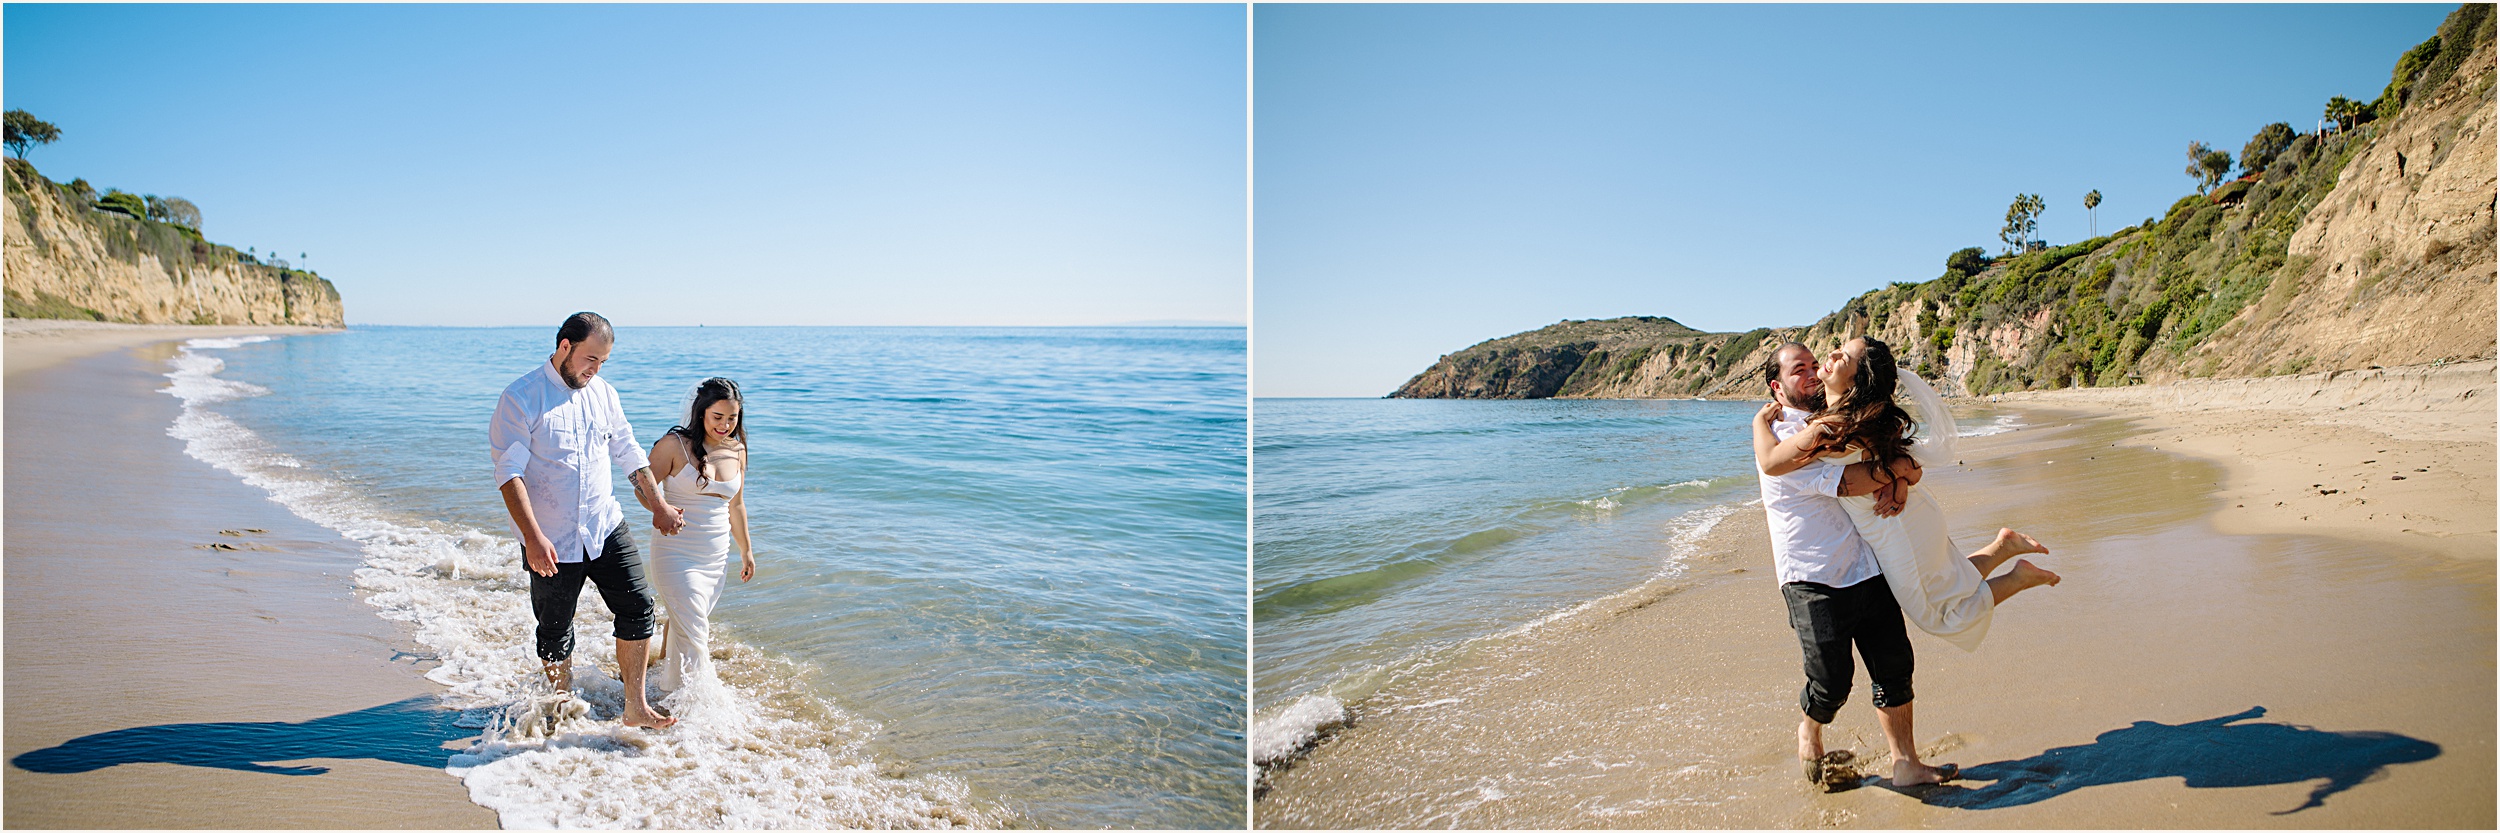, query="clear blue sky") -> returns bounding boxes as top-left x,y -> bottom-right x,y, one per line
1254,3 -> 2460,397
5,4 -> 1246,327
